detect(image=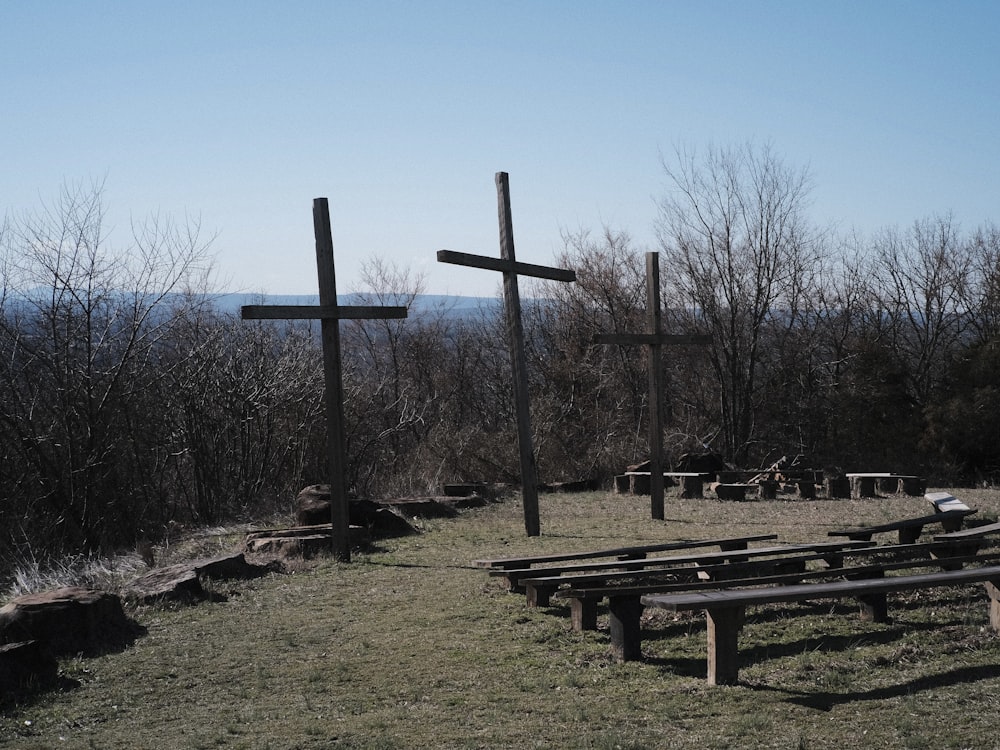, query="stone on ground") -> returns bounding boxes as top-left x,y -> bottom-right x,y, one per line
0,587 -> 138,656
